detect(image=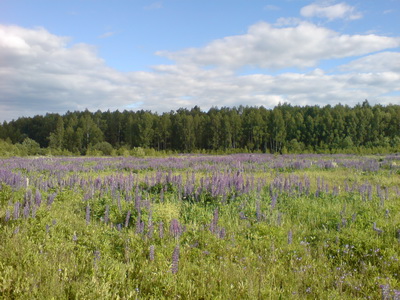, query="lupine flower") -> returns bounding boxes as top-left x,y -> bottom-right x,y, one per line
171,245 -> 180,274
170,219 -> 182,239
5,209 -> 11,222
271,194 -> 277,210
380,284 -> 390,300
288,229 -> 293,244
373,222 -> 383,235
210,208 -> 219,234
159,221 -> 164,239
13,201 -> 20,220
136,214 -> 145,234
277,212 -> 282,226
85,204 -> 90,225
256,200 -> 262,222
13,226 -> 19,234
104,205 -> 110,224
93,250 -> 101,267
23,204 -> 30,219
149,245 -> 155,261
147,220 -> 154,239
47,193 -> 56,206
125,210 -> 131,228
219,228 -> 226,239
34,190 -> 42,207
